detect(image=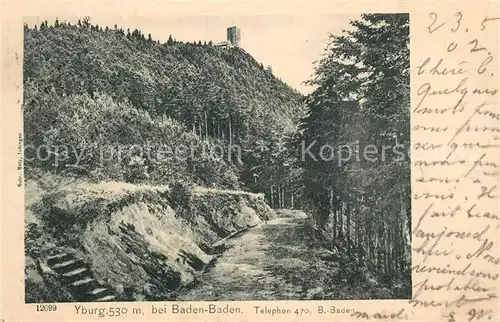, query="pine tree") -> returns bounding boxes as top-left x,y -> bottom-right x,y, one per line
300,13 -> 410,283
167,34 -> 174,45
